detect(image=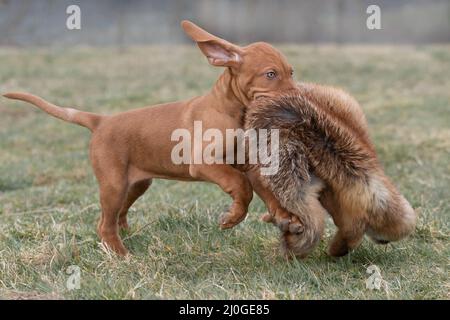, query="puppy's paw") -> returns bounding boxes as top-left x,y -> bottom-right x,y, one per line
260,212 -> 289,231
219,211 -> 246,230
118,220 -> 130,231
260,211 -> 304,234
260,212 -> 274,223
277,218 -> 291,232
